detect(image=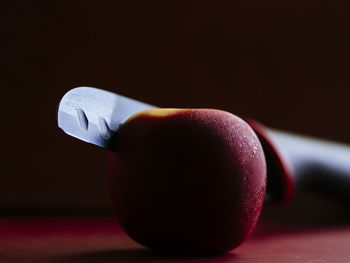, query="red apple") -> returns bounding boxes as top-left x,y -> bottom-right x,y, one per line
107,108 -> 266,253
